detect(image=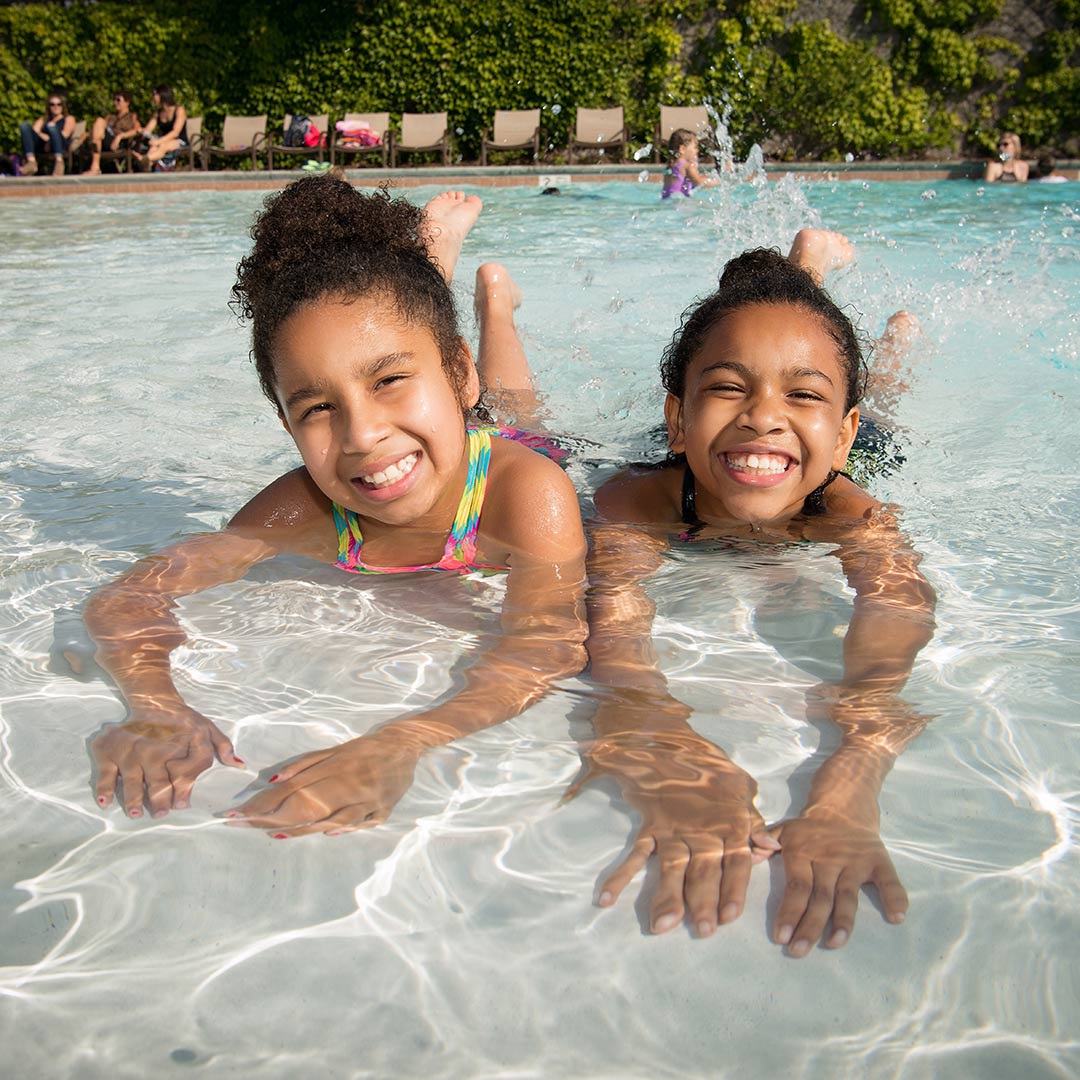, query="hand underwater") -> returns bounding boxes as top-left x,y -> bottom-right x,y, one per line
92,702 -> 243,818
569,727 -> 778,936
228,726 -> 423,837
